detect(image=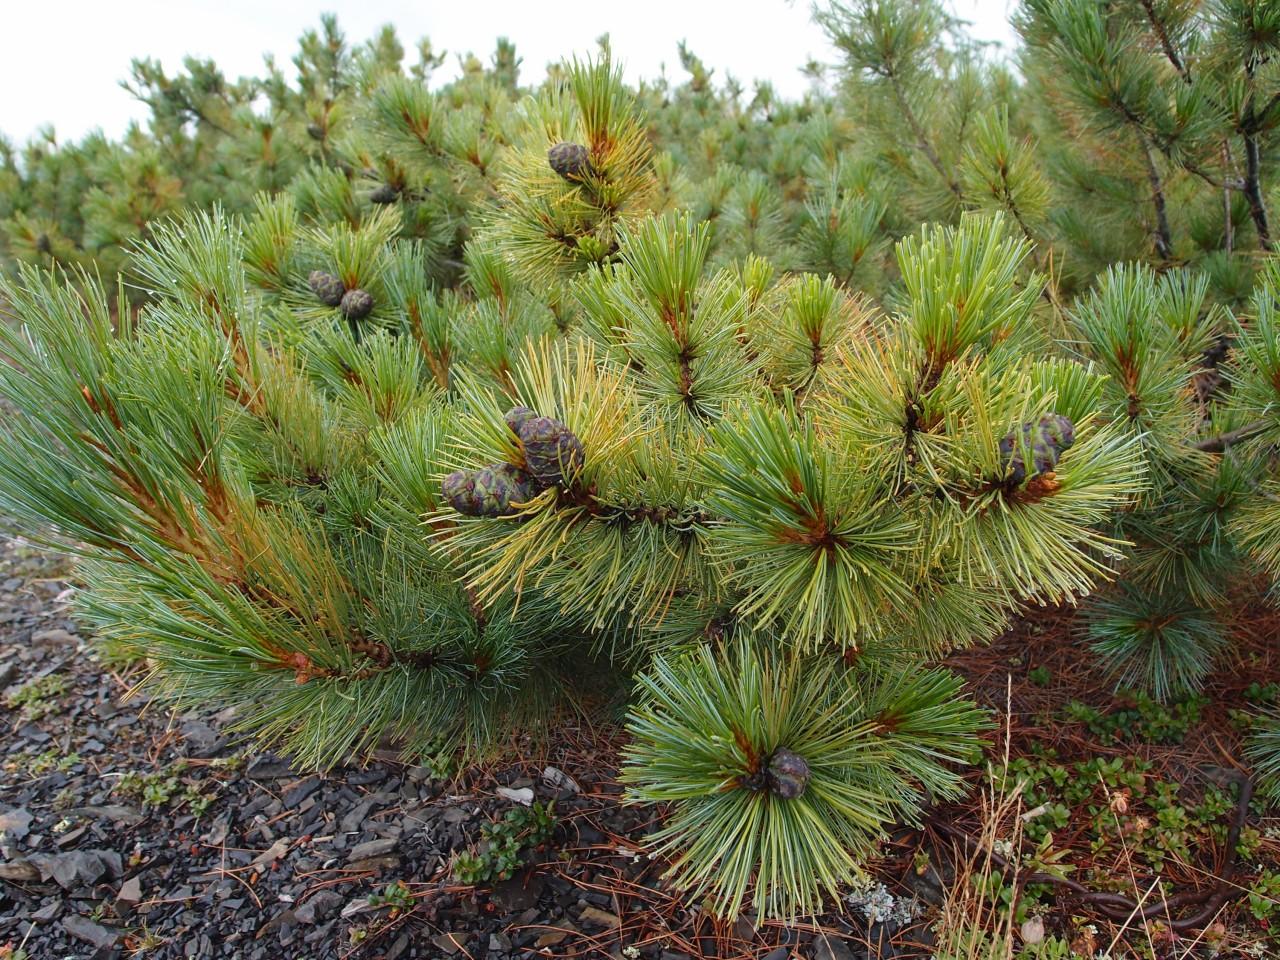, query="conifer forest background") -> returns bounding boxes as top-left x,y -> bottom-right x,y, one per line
4,2 -> 1280,958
